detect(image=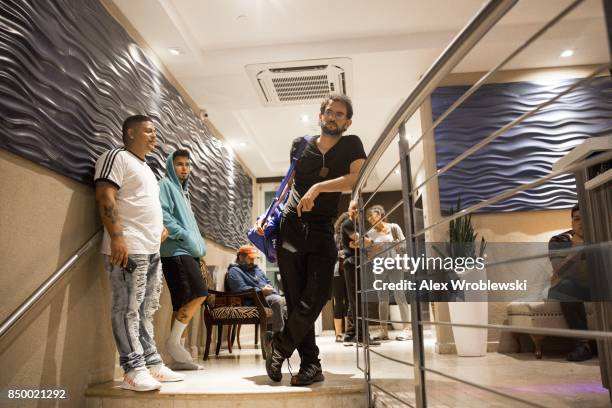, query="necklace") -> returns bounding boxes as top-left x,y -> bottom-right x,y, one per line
319,153 -> 329,178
